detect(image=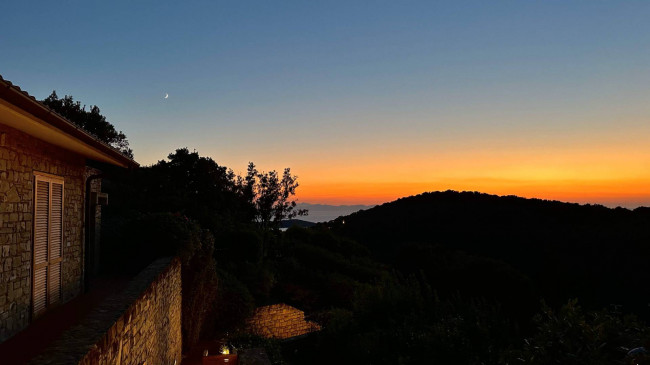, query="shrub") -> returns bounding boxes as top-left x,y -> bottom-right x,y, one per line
103,212 -> 218,351
508,299 -> 650,365
210,269 -> 255,332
